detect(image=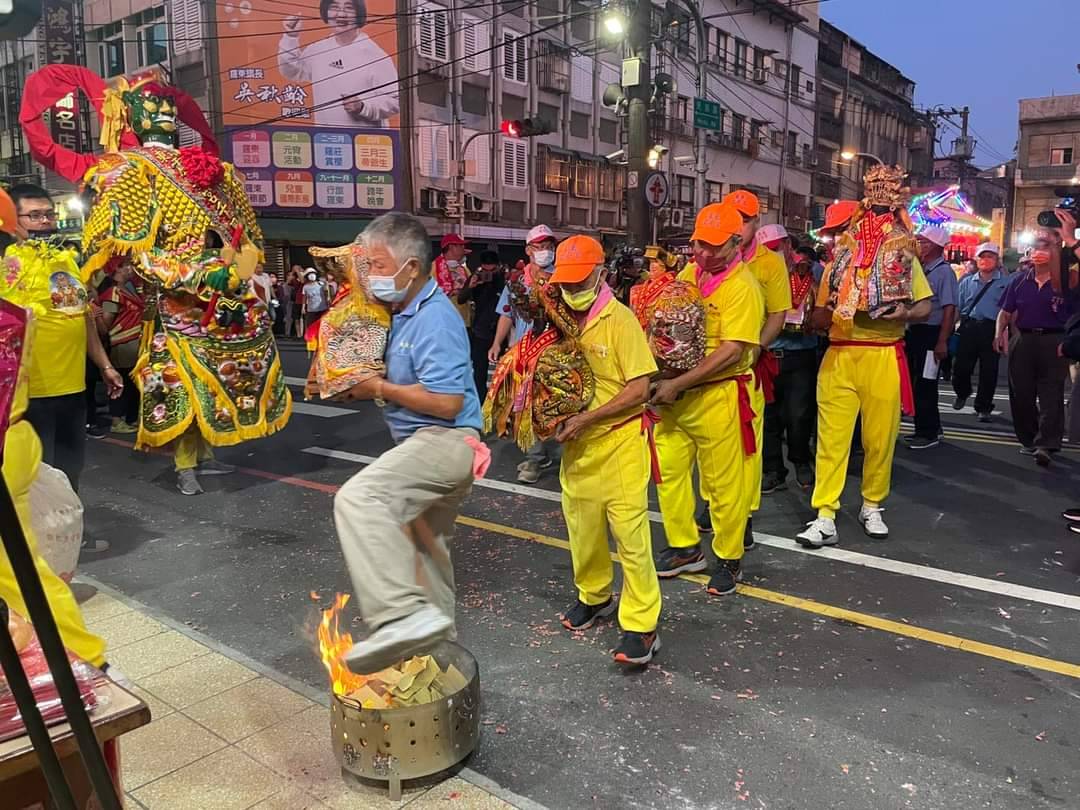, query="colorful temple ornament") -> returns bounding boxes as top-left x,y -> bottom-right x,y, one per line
19,64 -> 291,450
305,241 -> 391,400
825,164 -> 918,322
484,282 -> 595,451
629,264 -> 705,376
